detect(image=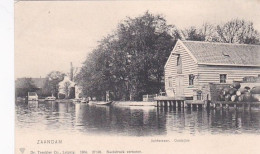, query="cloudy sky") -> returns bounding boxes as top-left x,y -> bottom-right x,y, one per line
15,0 -> 260,78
